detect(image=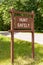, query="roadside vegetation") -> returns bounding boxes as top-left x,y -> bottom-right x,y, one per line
0,35 -> 43,65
